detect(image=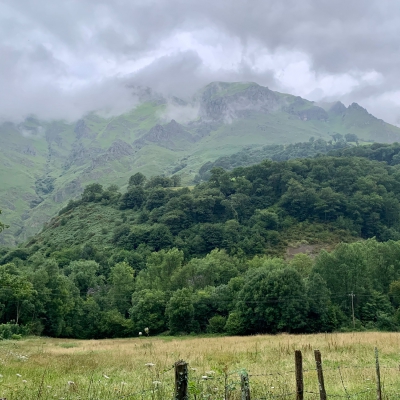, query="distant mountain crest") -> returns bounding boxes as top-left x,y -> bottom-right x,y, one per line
1,81 -> 400,245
